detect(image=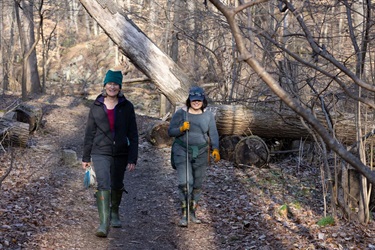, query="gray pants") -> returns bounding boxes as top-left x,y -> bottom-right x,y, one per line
173,144 -> 208,202
92,154 -> 128,191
